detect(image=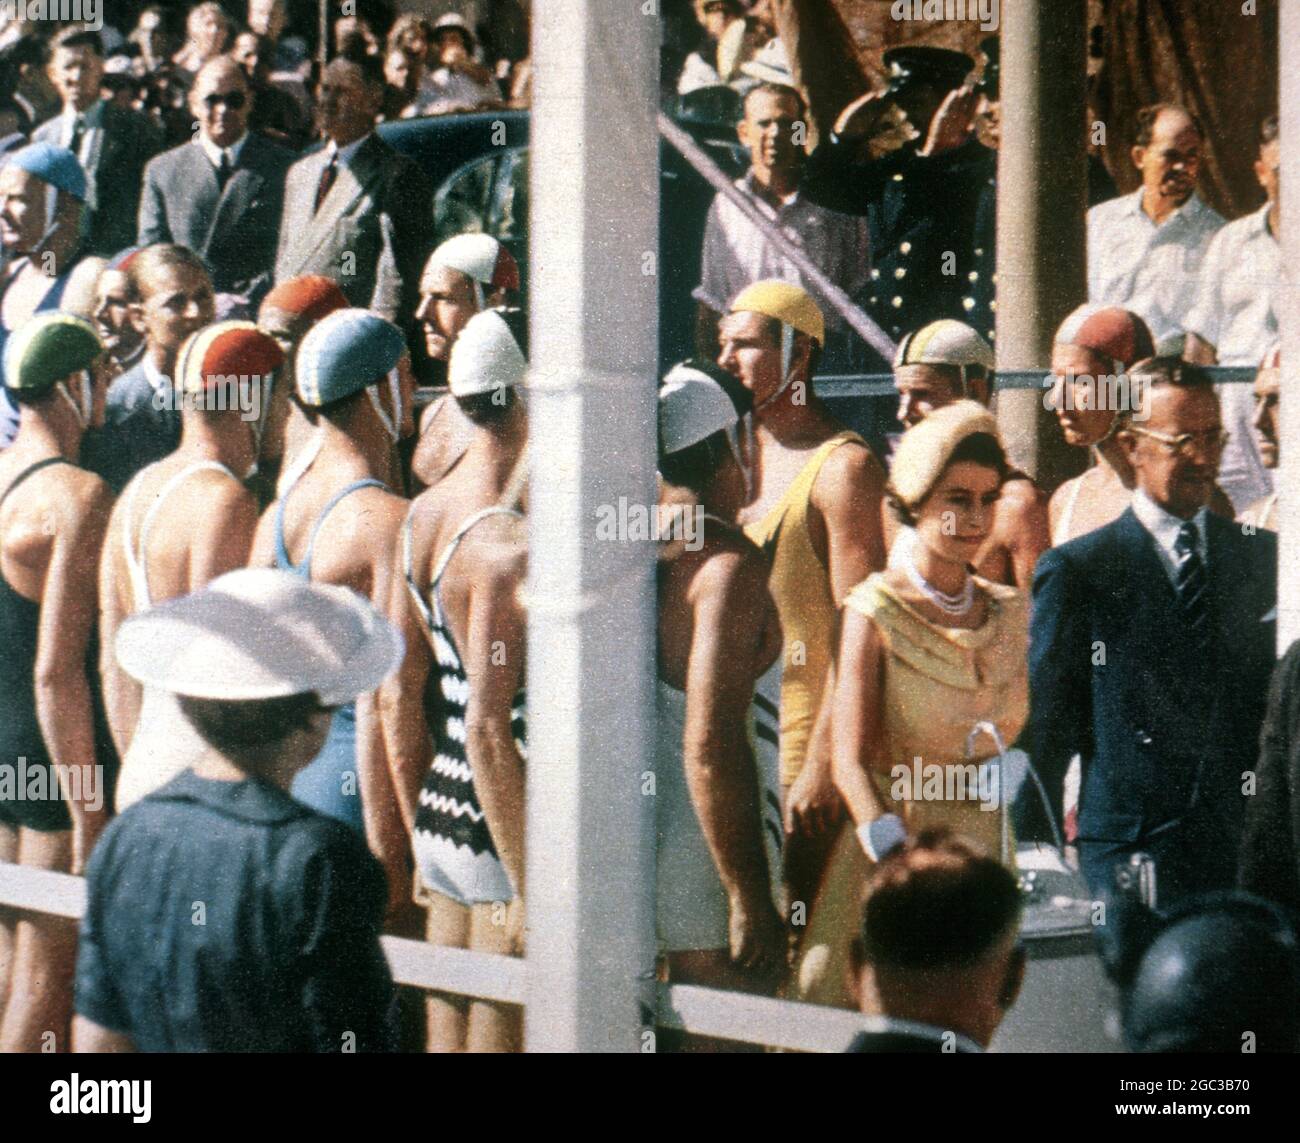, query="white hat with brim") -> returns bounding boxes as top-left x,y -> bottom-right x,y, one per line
115,569 -> 404,706
739,37 -> 793,85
